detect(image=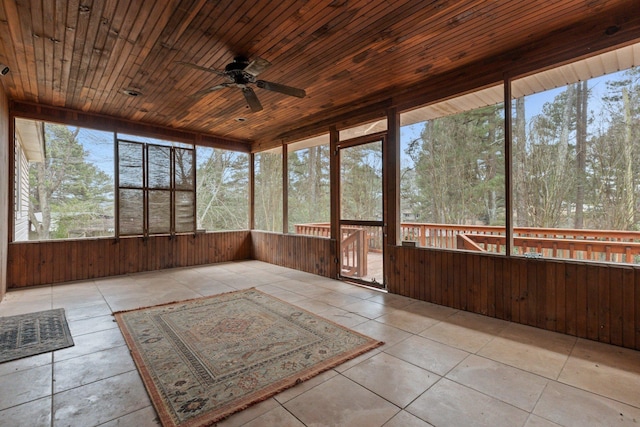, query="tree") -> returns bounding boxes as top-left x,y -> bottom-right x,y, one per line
513,97 -> 529,226
340,142 -> 382,221
196,147 -> 249,230
254,151 -> 283,232
29,124 -> 113,239
406,104 -> 505,225
593,68 -> 640,229
288,145 -> 330,231
515,68 -> 640,232
520,85 -> 579,228
574,80 -> 589,228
